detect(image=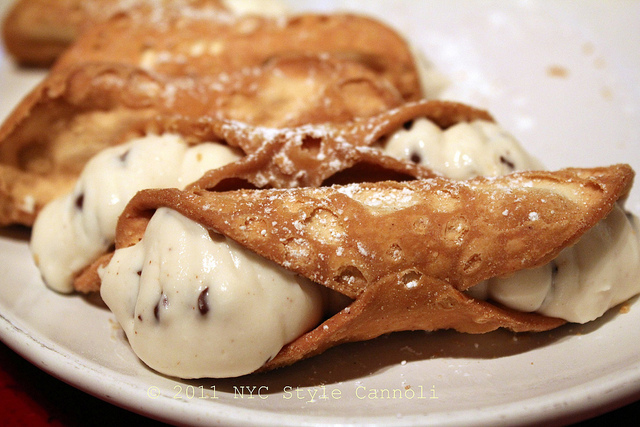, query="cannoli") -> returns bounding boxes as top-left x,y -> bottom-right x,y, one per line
28,100 -> 496,294
97,163 -> 636,378
1,3 -> 431,227
157,99 -> 495,163
0,55 -> 406,226
50,12 -> 424,102
32,134 -> 440,294
1,0 -> 232,66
